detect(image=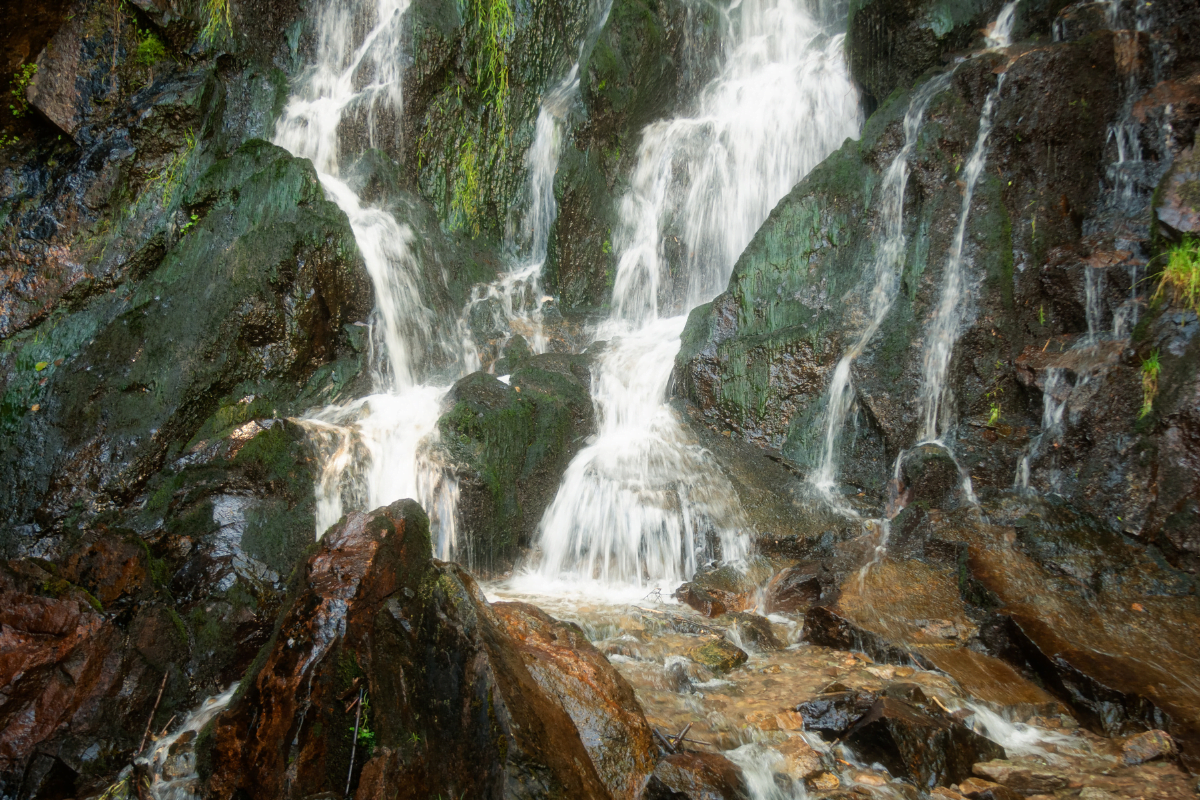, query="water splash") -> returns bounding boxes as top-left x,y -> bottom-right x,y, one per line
811,72 -> 953,494
525,0 -> 860,592
139,684 -> 240,800
917,72 -> 1008,441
